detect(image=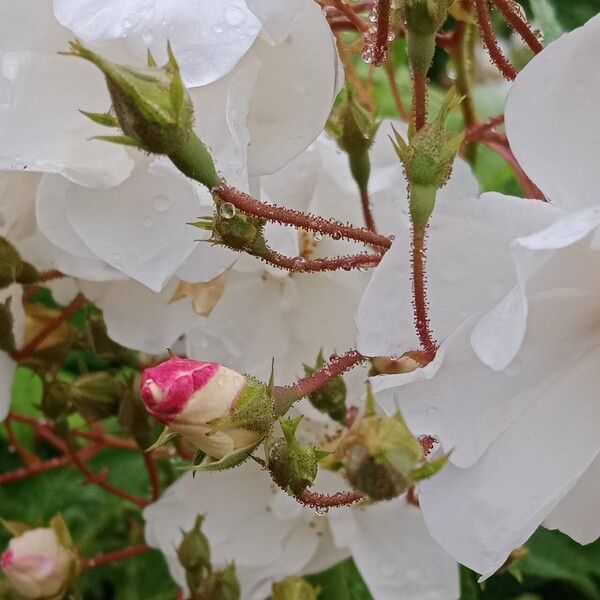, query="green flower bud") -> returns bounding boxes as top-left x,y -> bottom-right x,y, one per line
193,201 -> 268,257
211,564 -> 241,600
70,371 -> 127,421
272,577 -> 320,600
178,516 -> 212,576
334,386 -> 448,500
304,351 -> 347,423
398,0 -> 453,73
391,88 -> 464,226
0,237 -> 39,289
66,40 -> 193,155
327,89 -> 380,193
268,417 -> 329,497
